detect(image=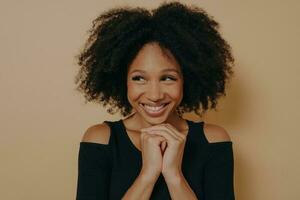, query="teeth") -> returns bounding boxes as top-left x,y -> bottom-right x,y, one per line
144,104 -> 164,111
140,103 -> 168,112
